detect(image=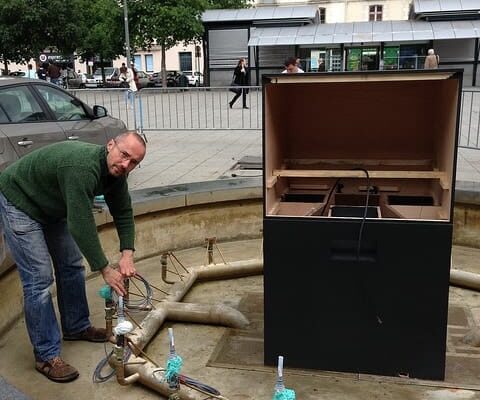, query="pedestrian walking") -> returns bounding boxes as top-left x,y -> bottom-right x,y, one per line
229,58 -> 249,109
